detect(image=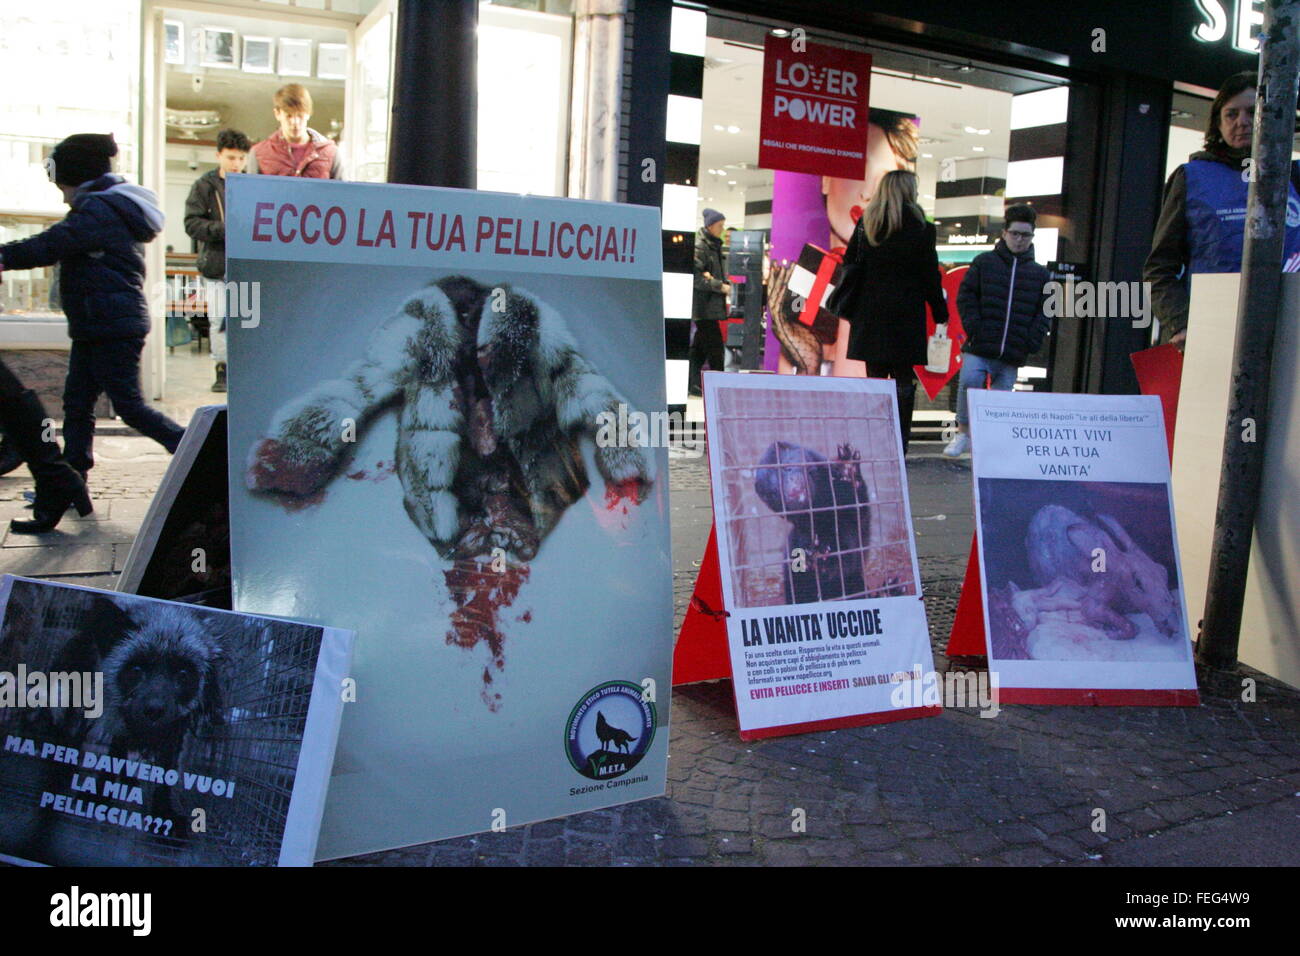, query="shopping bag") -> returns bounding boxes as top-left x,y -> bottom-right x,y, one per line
925,327 -> 952,373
